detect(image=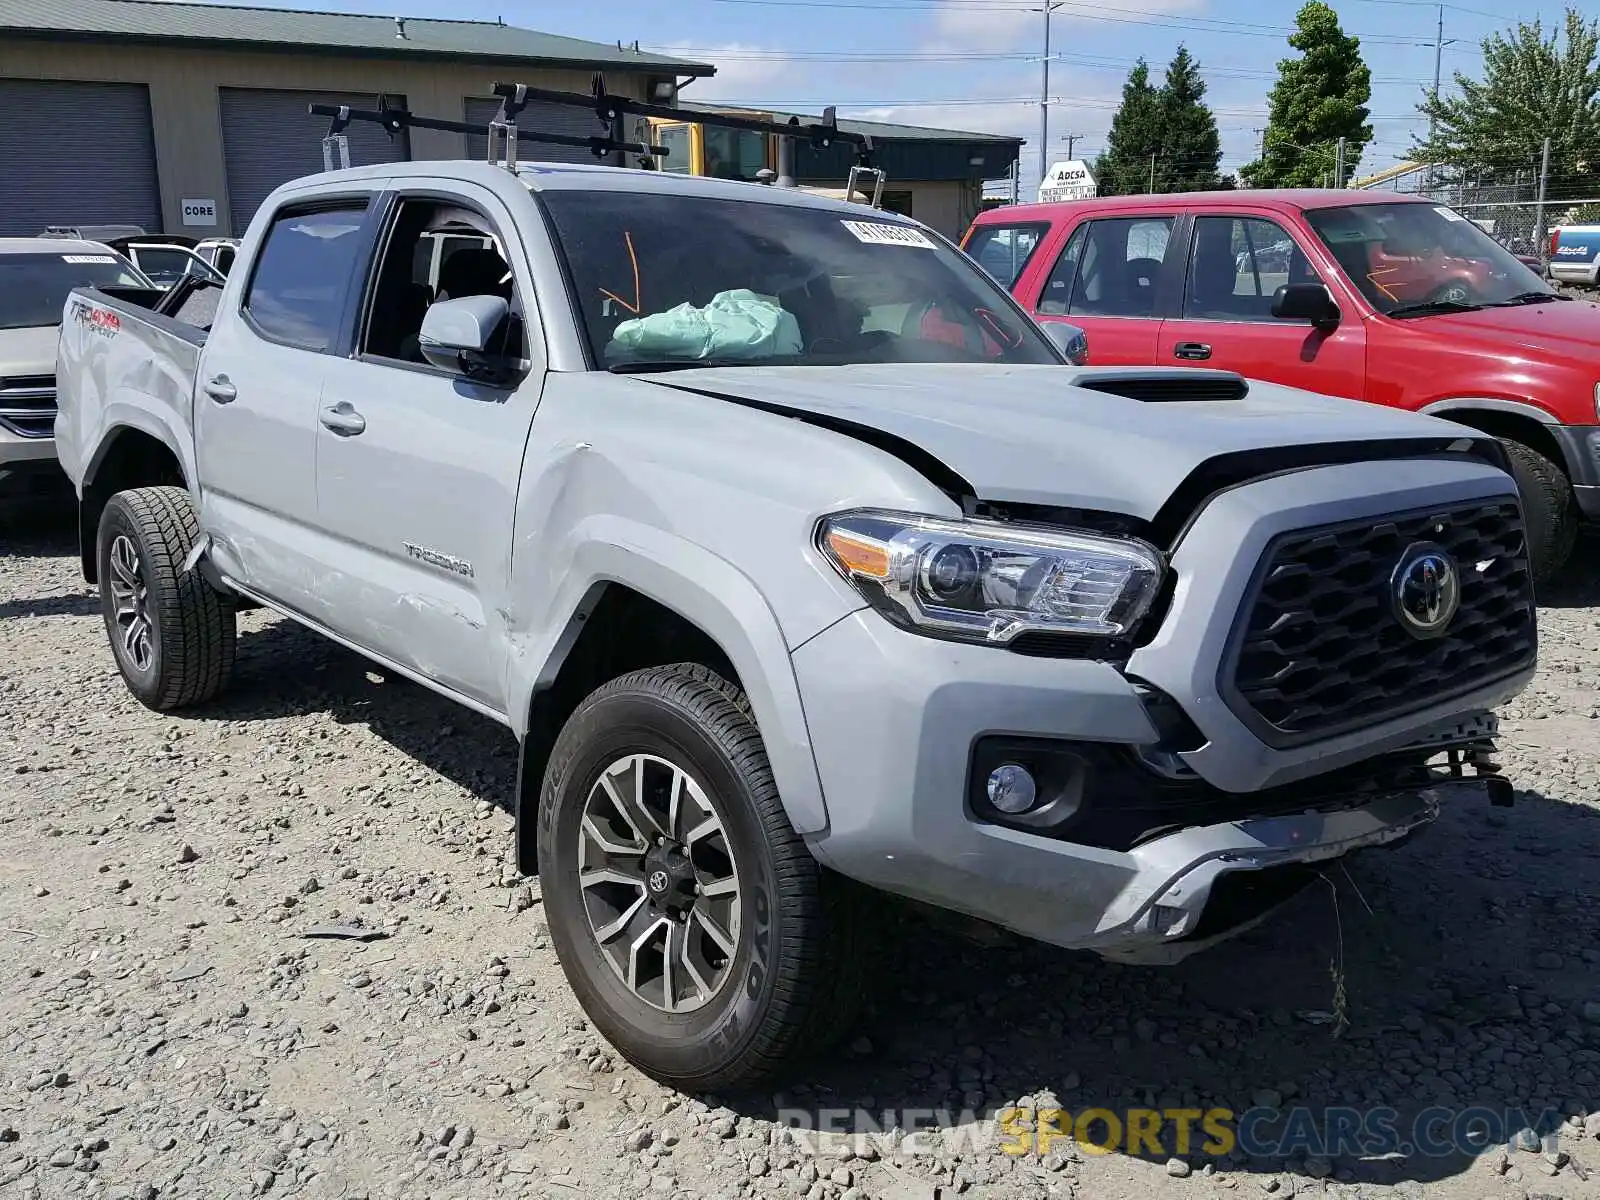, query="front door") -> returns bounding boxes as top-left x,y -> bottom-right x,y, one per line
195,199 -> 376,613
309,187 -> 545,715
1158,213 -> 1366,400
1019,215 -> 1178,364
